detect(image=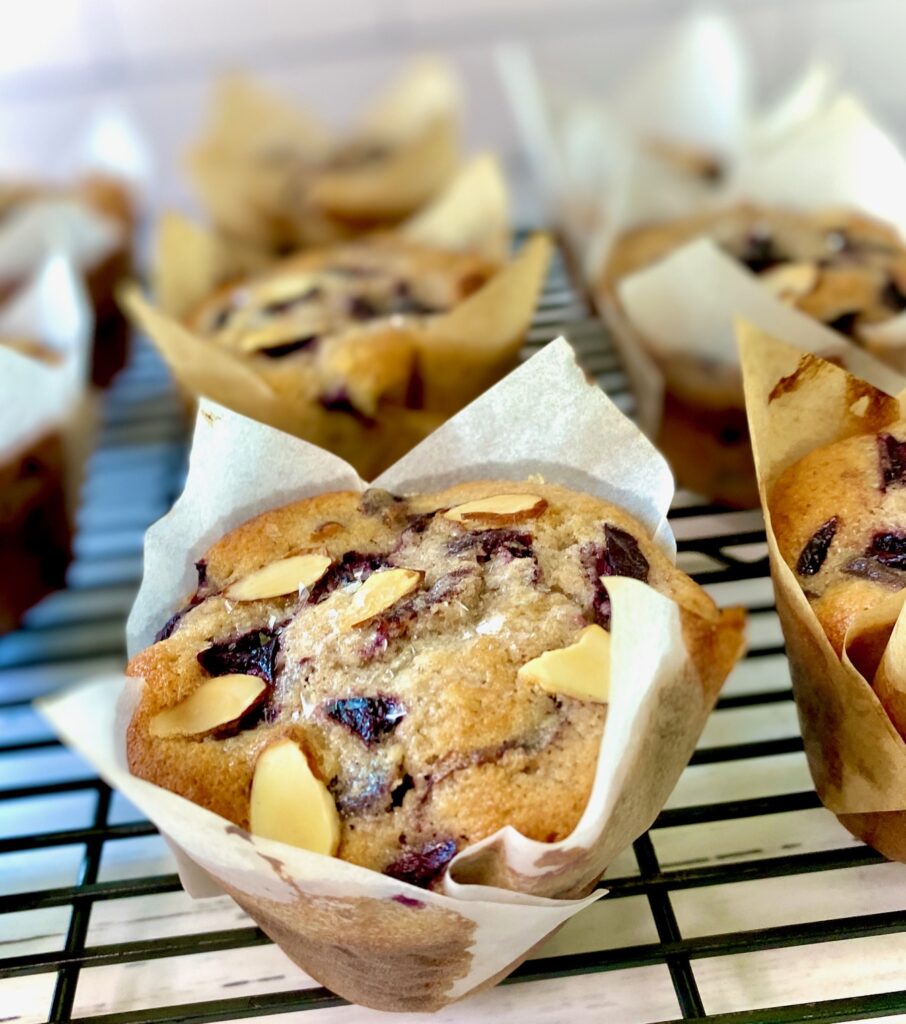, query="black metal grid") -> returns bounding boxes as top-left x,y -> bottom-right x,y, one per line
2,240 -> 906,1023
